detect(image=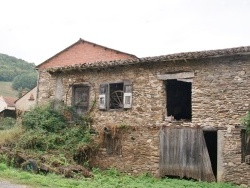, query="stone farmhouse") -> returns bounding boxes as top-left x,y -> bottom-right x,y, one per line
36,39 -> 250,185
